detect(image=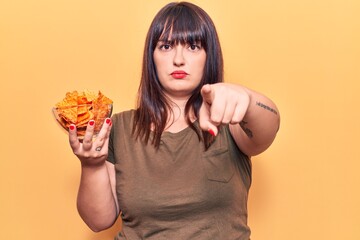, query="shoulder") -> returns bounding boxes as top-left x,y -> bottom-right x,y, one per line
109,109 -> 136,138
111,109 -> 136,124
